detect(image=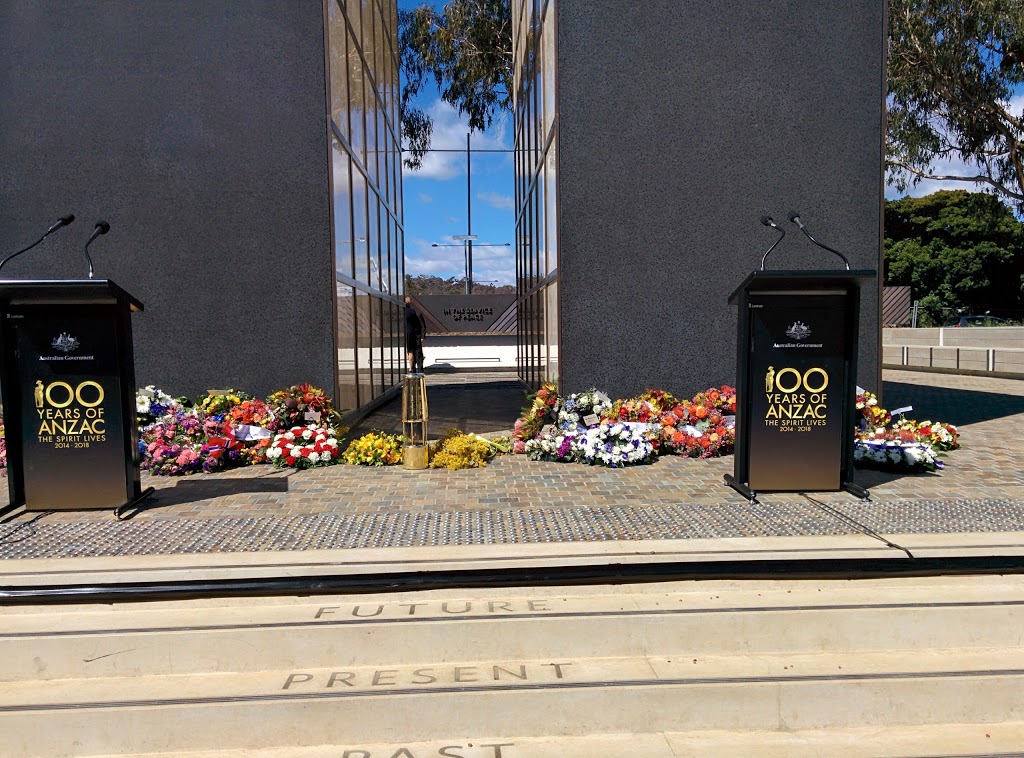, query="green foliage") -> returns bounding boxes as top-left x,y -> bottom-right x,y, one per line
885,190 -> 1024,323
887,0 -> 1024,210
399,0 -> 513,168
